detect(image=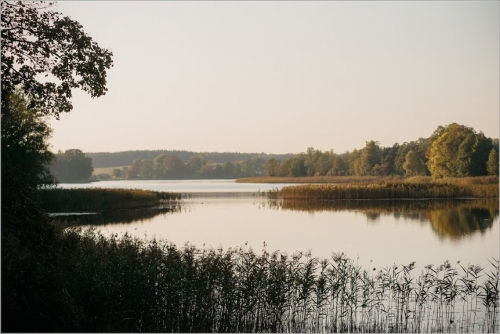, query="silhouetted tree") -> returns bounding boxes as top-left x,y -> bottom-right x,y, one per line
1,90 -> 55,188
1,1 -> 113,118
